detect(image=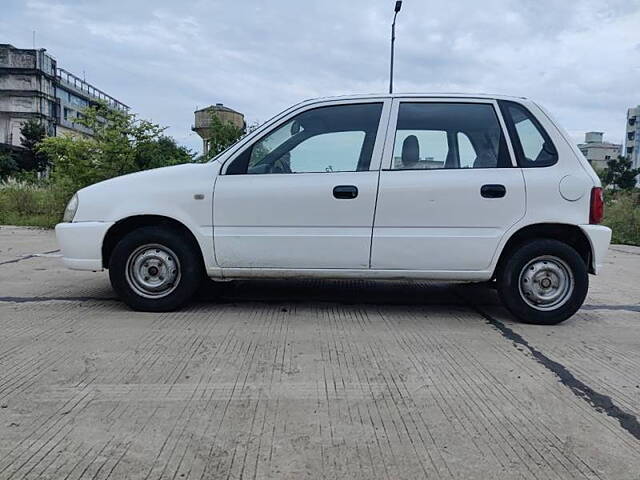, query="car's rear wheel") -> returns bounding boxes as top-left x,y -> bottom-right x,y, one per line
497,239 -> 588,325
109,226 -> 203,311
